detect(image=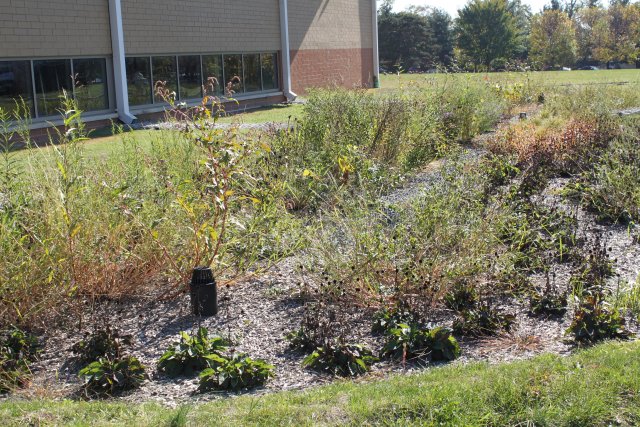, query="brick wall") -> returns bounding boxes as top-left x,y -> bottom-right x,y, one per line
0,0 -> 112,58
290,48 -> 373,94
121,0 -> 281,55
